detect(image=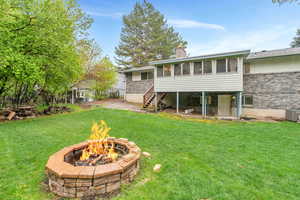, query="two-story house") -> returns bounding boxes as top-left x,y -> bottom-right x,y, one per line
122,47 -> 300,120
